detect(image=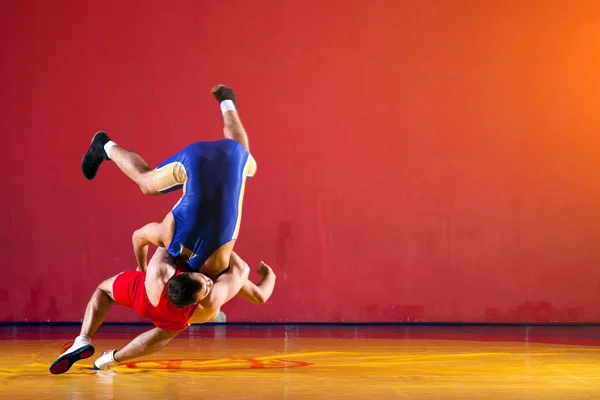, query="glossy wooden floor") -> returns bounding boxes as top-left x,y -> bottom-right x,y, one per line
1,325 -> 599,399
